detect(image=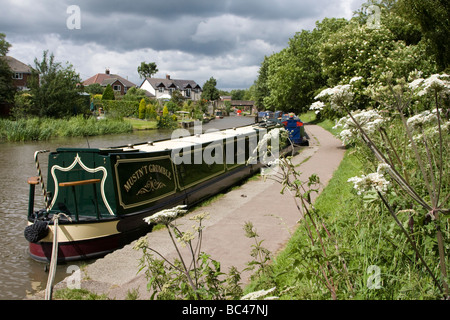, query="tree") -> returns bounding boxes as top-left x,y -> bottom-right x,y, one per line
28,50 -> 85,118
260,18 -> 345,113
84,83 -> 104,95
201,77 -> 220,101
0,33 -> 15,113
102,84 -> 115,101
254,56 -> 271,110
137,61 -> 158,79
396,0 -> 450,71
170,90 -> 184,108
